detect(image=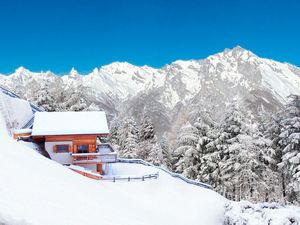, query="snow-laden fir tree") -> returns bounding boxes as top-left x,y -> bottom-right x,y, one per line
214,103 -> 282,202
194,117 -> 216,182
118,117 -> 139,159
60,85 -> 88,111
138,115 -> 164,165
109,117 -> 123,151
200,103 -> 243,190
217,110 -> 244,198
160,133 -> 172,168
34,84 -> 56,111
277,95 -> 300,204
220,134 -> 281,202
147,142 -> 164,166
253,135 -> 282,202
173,123 -> 199,179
